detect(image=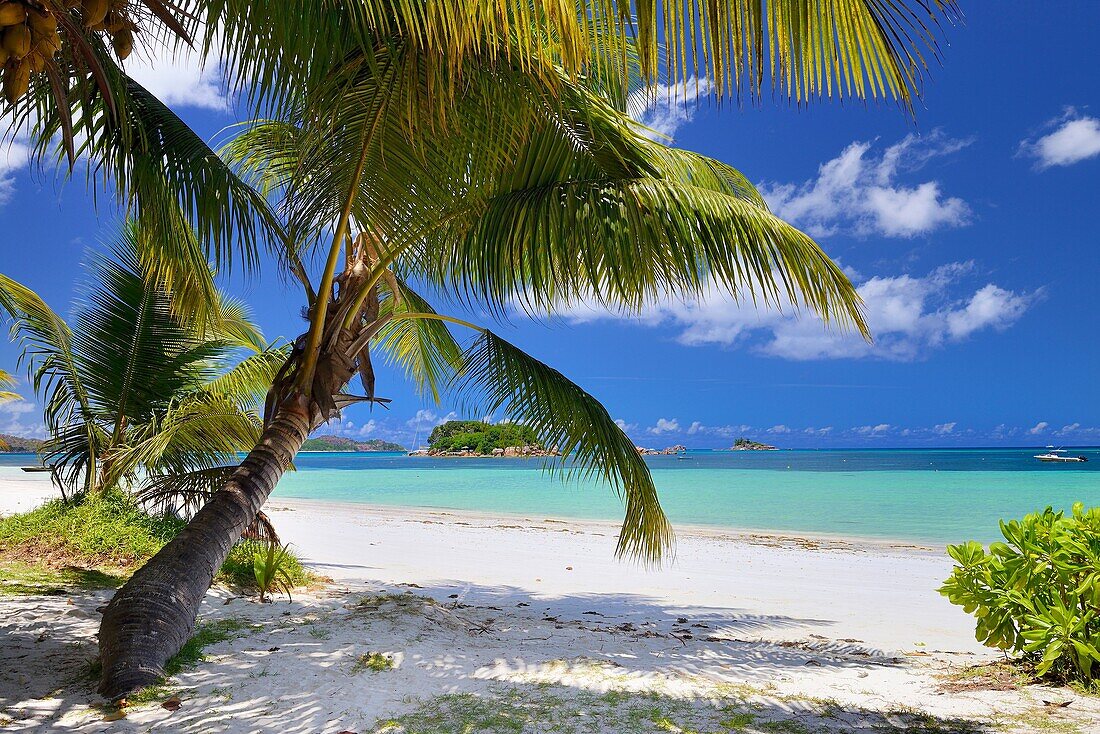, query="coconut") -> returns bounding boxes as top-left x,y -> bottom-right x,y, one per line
2,24 -> 30,59
25,47 -> 44,72
0,4 -> 27,28
82,0 -> 109,27
28,11 -> 58,34
3,60 -> 29,104
111,26 -> 132,59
